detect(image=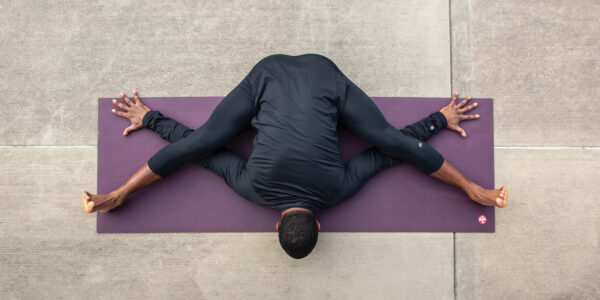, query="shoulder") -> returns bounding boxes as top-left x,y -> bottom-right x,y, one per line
256,53 -> 338,70
256,54 -> 288,66
298,53 -> 340,71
